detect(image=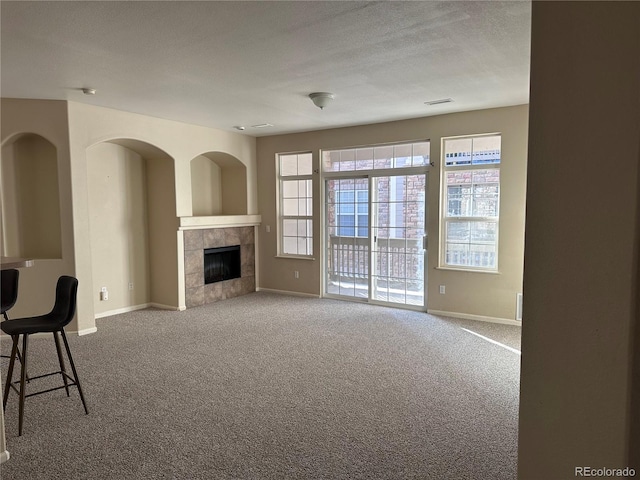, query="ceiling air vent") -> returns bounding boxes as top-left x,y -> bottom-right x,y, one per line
424,98 -> 453,106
